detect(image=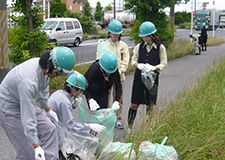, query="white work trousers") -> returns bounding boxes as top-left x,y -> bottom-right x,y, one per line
0,107 -> 58,160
